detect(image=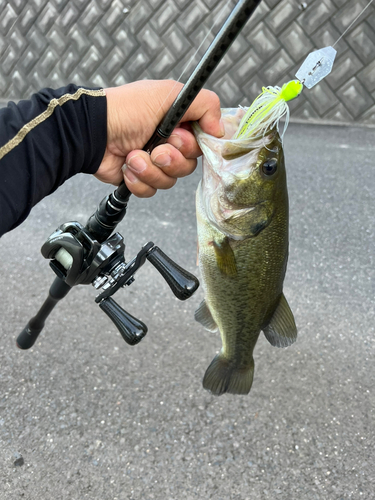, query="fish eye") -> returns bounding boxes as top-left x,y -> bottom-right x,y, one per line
262,158 -> 278,176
